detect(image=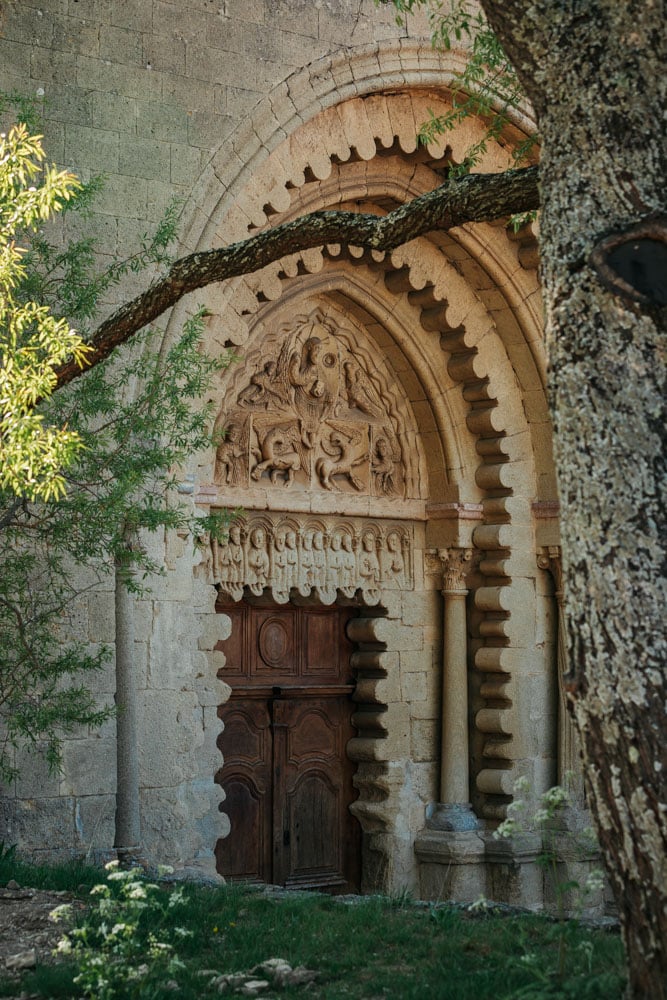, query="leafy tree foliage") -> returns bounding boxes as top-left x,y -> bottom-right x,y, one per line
0,123 -> 88,501
0,120 -> 230,780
